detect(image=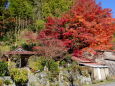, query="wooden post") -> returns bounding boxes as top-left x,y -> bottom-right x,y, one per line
19,57 -> 21,68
